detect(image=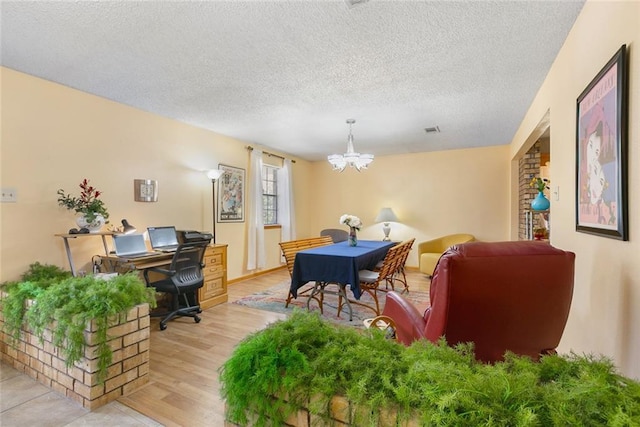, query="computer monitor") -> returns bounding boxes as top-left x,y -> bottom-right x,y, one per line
147,226 -> 179,250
